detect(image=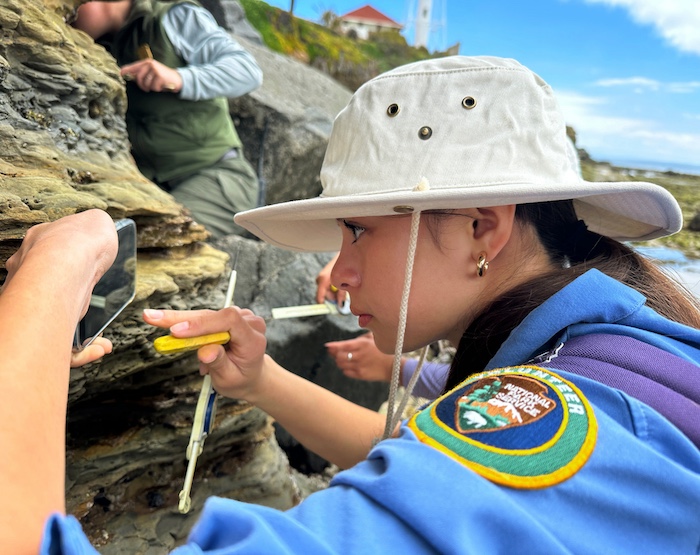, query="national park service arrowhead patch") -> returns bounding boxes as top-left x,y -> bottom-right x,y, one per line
408,366 -> 597,488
